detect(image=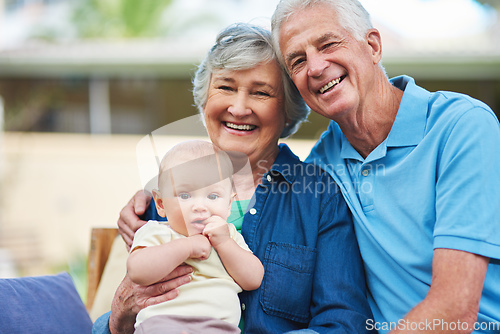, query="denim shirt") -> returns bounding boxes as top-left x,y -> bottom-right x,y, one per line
237,144 -> 373,333
92,144 -> 374,334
